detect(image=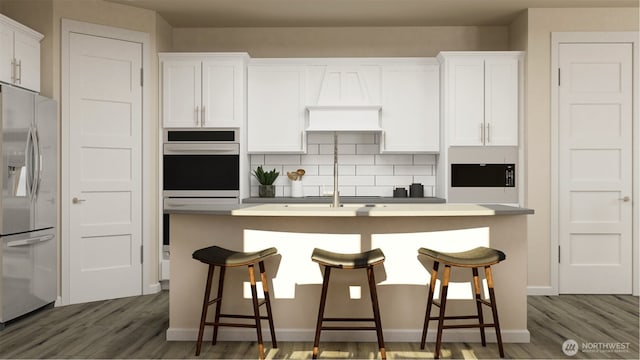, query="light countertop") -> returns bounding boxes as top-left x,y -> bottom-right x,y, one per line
166,203 -> 533,217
